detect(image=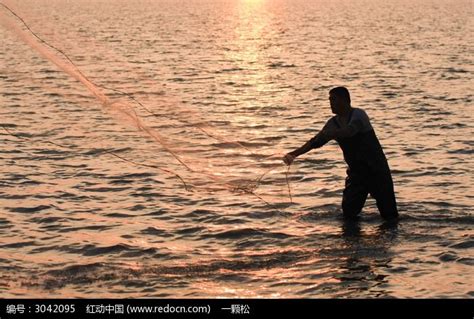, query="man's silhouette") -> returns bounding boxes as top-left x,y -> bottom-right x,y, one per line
283,87 -> 398,220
